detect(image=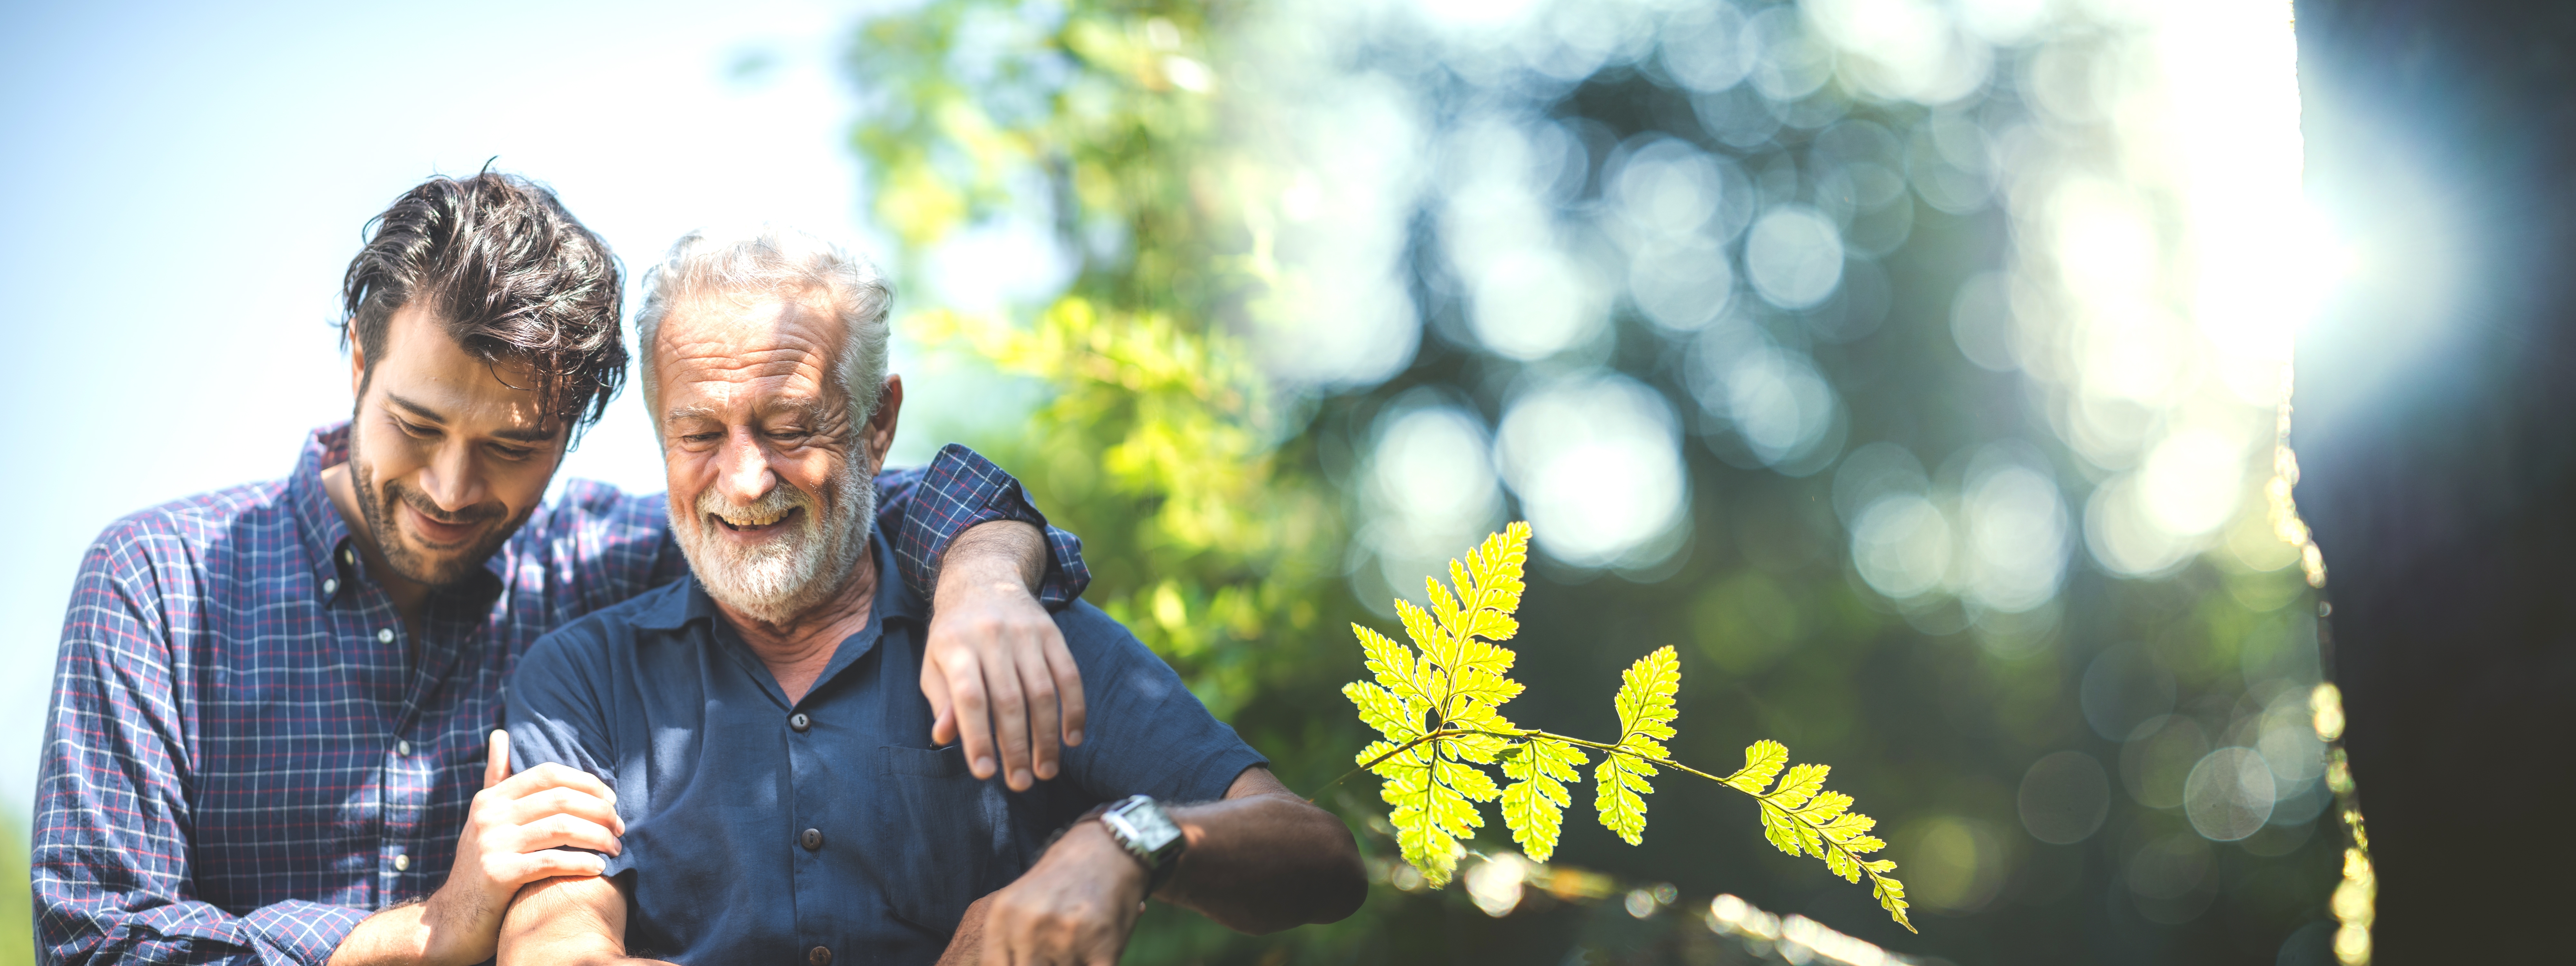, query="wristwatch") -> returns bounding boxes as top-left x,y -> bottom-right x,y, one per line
1087,794 -> 1185,891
